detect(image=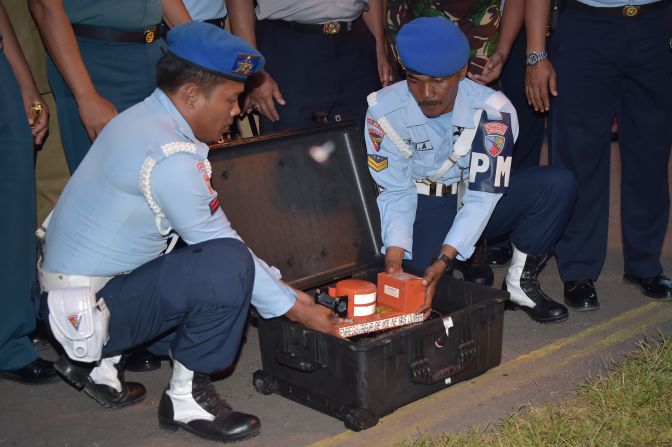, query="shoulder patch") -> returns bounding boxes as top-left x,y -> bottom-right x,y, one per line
368,154 -> 388,172
367,118 -> 385,152
196,162 -> 215,194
